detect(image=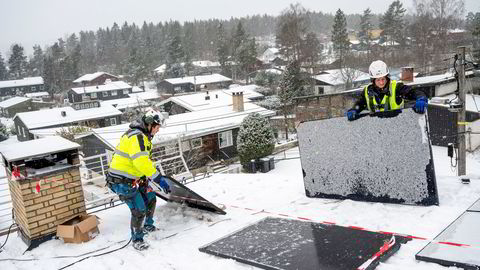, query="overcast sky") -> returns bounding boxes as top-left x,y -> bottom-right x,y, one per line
1,0 -> 479,57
